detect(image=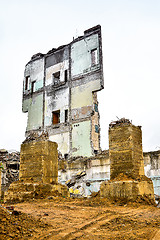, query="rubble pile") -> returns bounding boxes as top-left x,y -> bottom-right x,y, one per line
23,131 -> 49,143
0,149 -> 20,193
0,204 -> 51,239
